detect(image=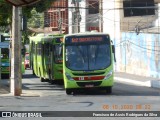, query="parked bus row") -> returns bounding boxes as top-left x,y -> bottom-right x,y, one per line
29,32 -> 115,95
29,33 -> 64,84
